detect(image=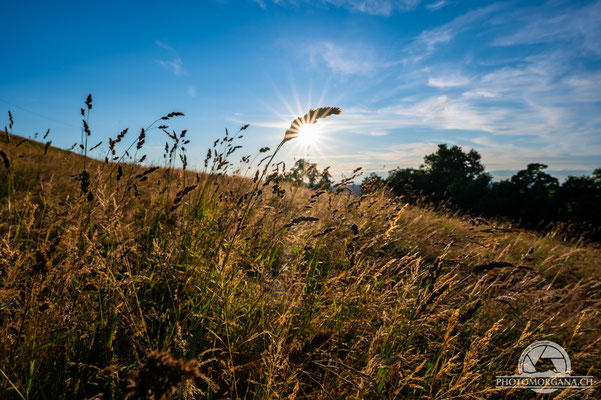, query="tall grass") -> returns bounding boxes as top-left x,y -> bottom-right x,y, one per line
0,98 -> 599,399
